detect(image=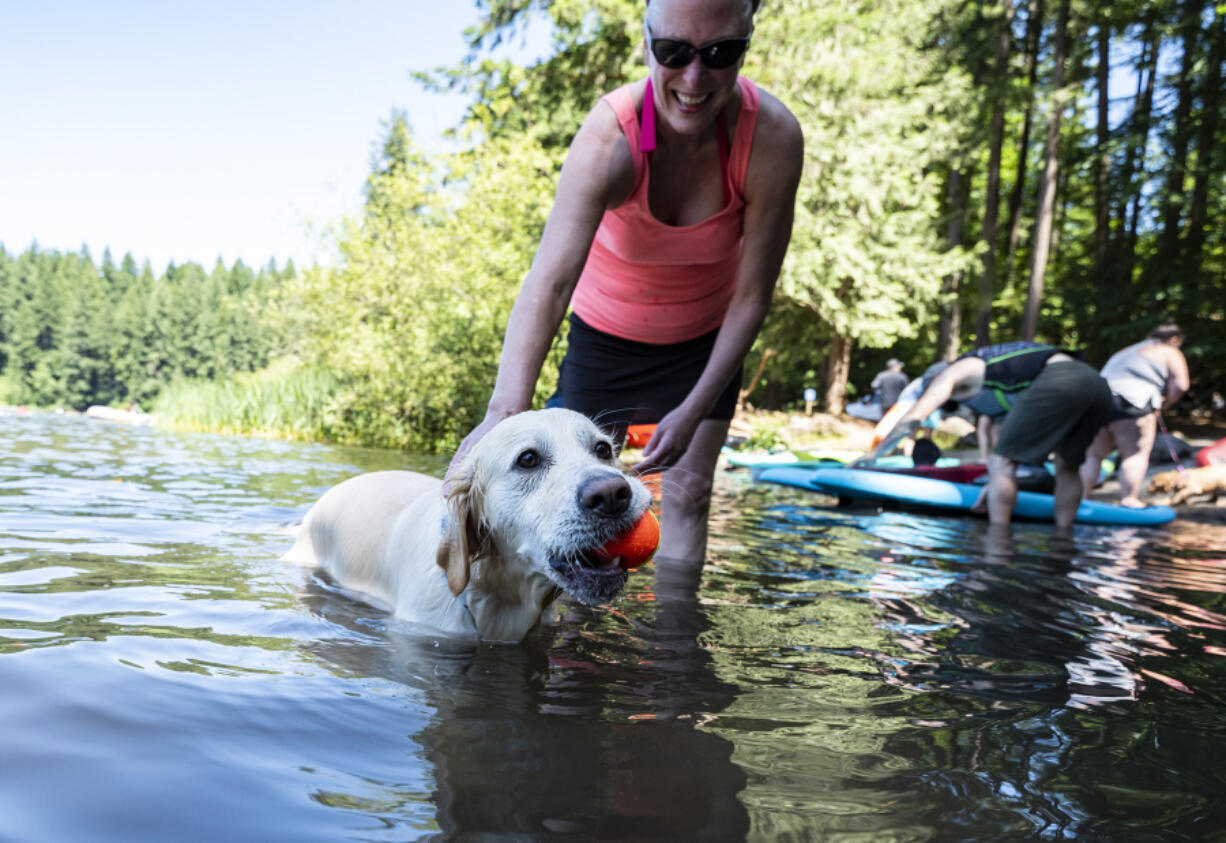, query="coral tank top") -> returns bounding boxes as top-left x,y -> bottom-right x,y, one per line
570,76 -> 760,345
